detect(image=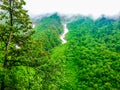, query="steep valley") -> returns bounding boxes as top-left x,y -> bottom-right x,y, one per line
0,12 -> 120,89
33,14 -> 120,89
1,0 -> 120,89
